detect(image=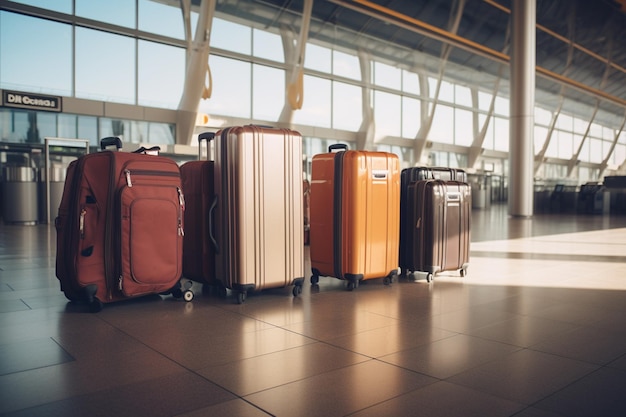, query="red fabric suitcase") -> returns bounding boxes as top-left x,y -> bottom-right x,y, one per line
55,137 -> 188,312
180,132 -> 217,287
400,179 -> 471,282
